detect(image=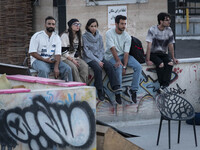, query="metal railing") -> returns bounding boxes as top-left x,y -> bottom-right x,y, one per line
175,0 -> 200,16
